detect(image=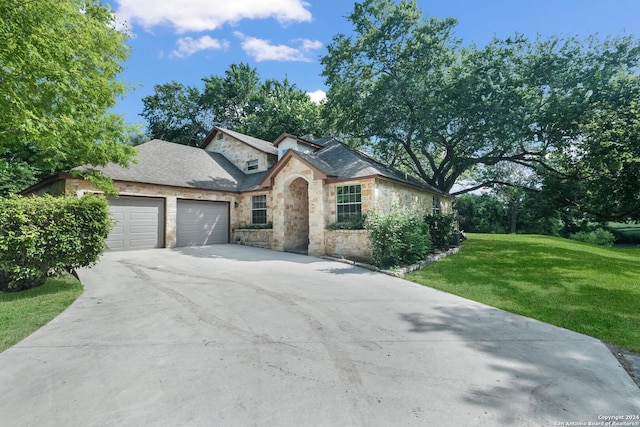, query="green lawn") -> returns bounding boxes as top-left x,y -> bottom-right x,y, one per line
406,234 -> 640,352
0,274 -> 83,353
